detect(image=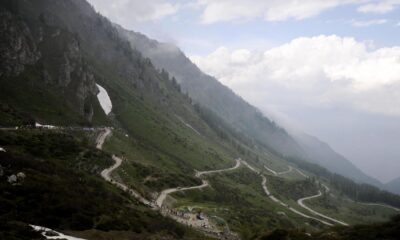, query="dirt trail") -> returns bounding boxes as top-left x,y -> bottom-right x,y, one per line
264,165 -> 293,176
96,128 -> 241,238
156,159 -> 241,208
297,190 -> 348,226
262,163 -> 348,226
96,129 -> 154,207
96,129 -> 394,231
243,161 -> 335,226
